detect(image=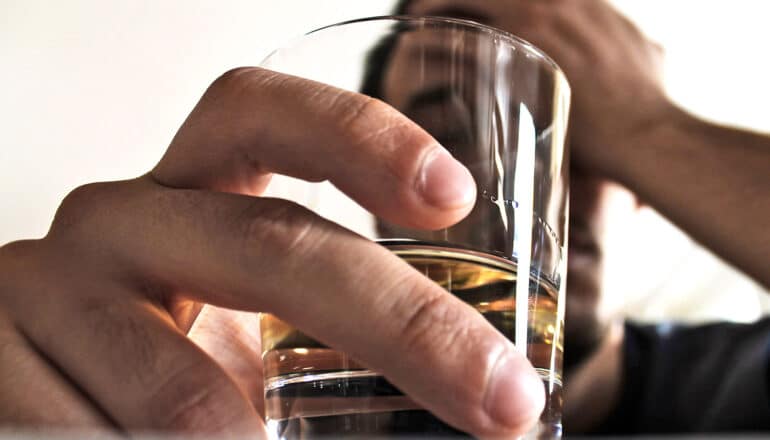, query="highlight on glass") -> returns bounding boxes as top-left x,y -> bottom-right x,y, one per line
259,16 -> 570,439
